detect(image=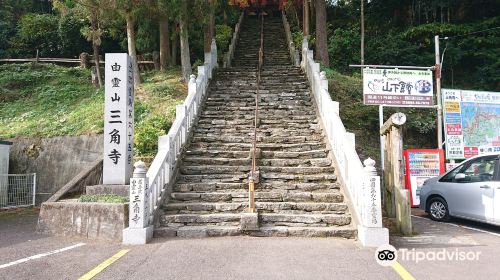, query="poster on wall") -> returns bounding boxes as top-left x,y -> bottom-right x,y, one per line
363,68 -> 434,107
442,89 -> 500,159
